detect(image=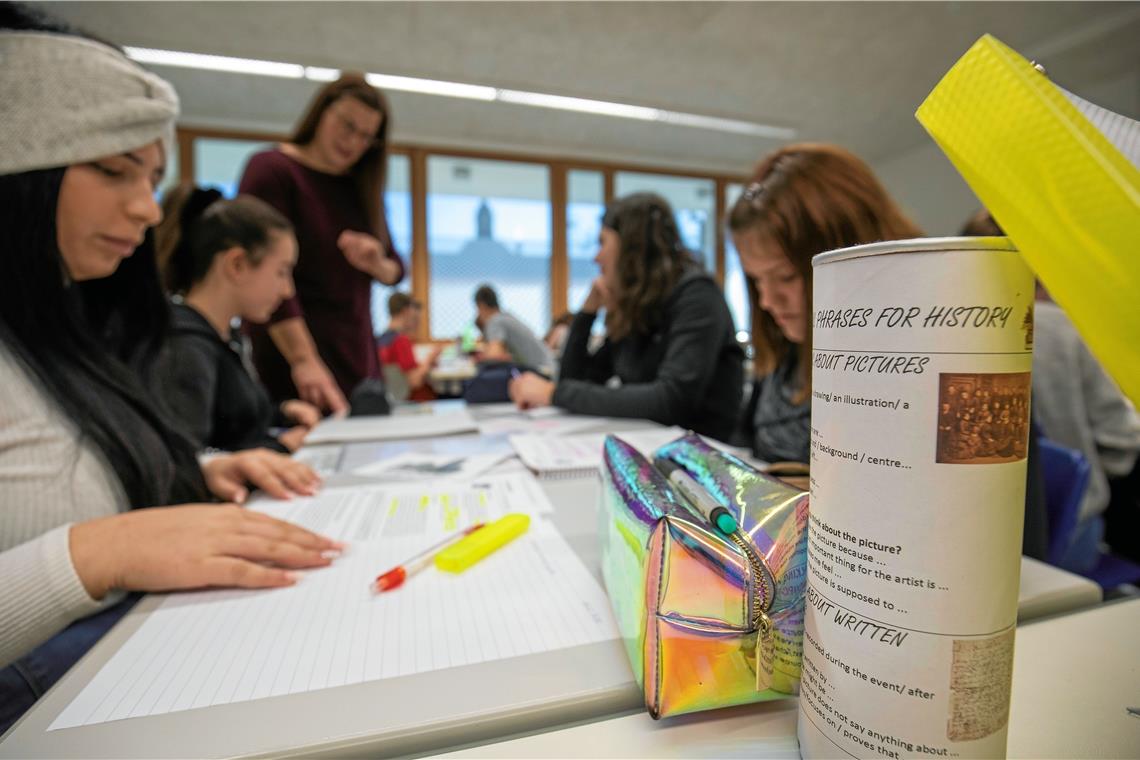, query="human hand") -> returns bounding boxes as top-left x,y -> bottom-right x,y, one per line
582,276 -> 611,313
337,230 -> 399,283
277,426 -> 310,452
291,357 -> 348,414
281,399 -> 321,428
201,448 -> 322,503
70,504 -> 345,600
508,372 -> 555,410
